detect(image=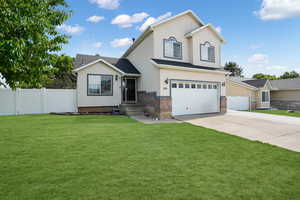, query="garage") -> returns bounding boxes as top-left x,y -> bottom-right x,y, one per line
227,96 -> 250,111
171,80 -> 220,116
